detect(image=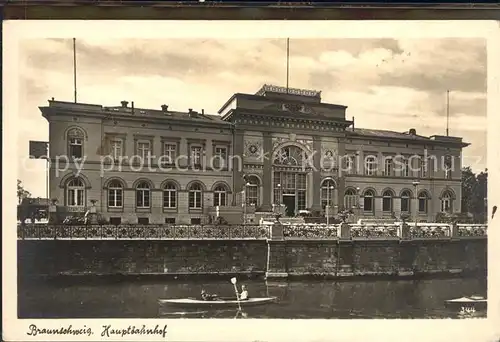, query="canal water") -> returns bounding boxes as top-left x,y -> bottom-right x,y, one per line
18,277 -> 487,319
